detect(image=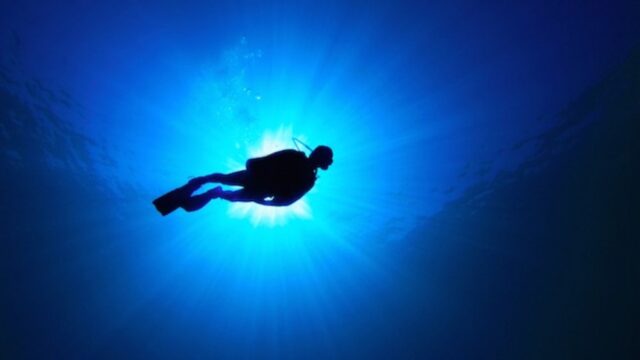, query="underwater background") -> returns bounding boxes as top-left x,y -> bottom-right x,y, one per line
1,1 -> 639,359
